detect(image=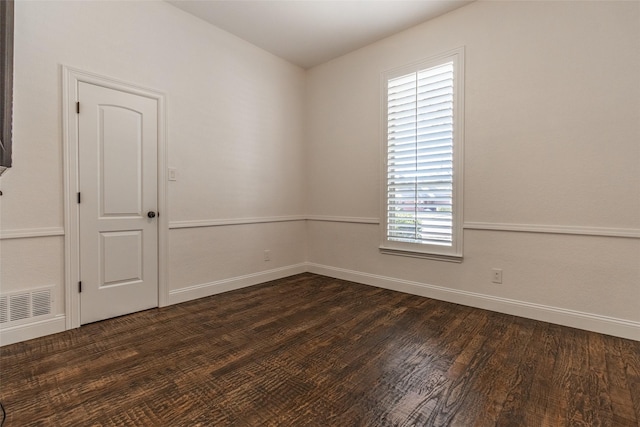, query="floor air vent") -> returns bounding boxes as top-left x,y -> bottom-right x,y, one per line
0,287 -> 54,326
